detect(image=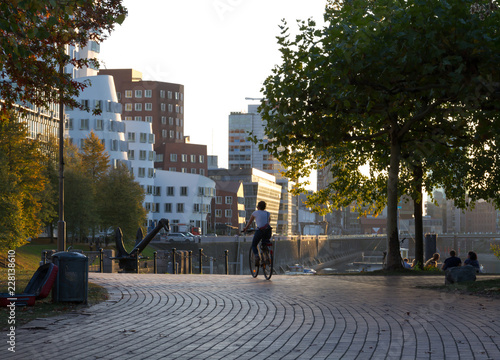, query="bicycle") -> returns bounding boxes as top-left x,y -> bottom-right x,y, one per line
244,229 -> 274,280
